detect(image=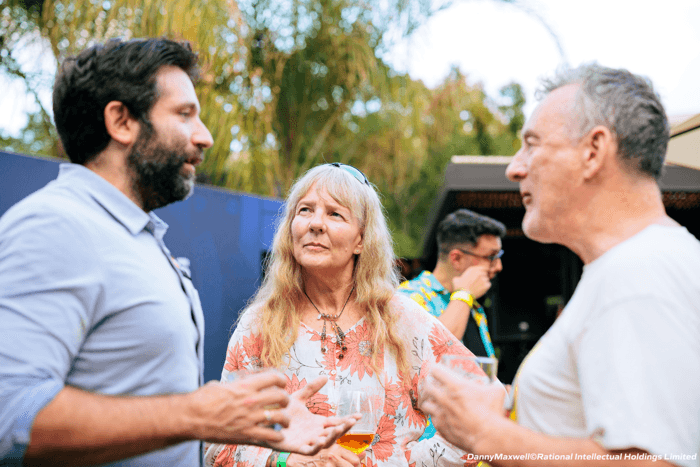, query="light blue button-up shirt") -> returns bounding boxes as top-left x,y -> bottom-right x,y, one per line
0,164 -> 205,466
